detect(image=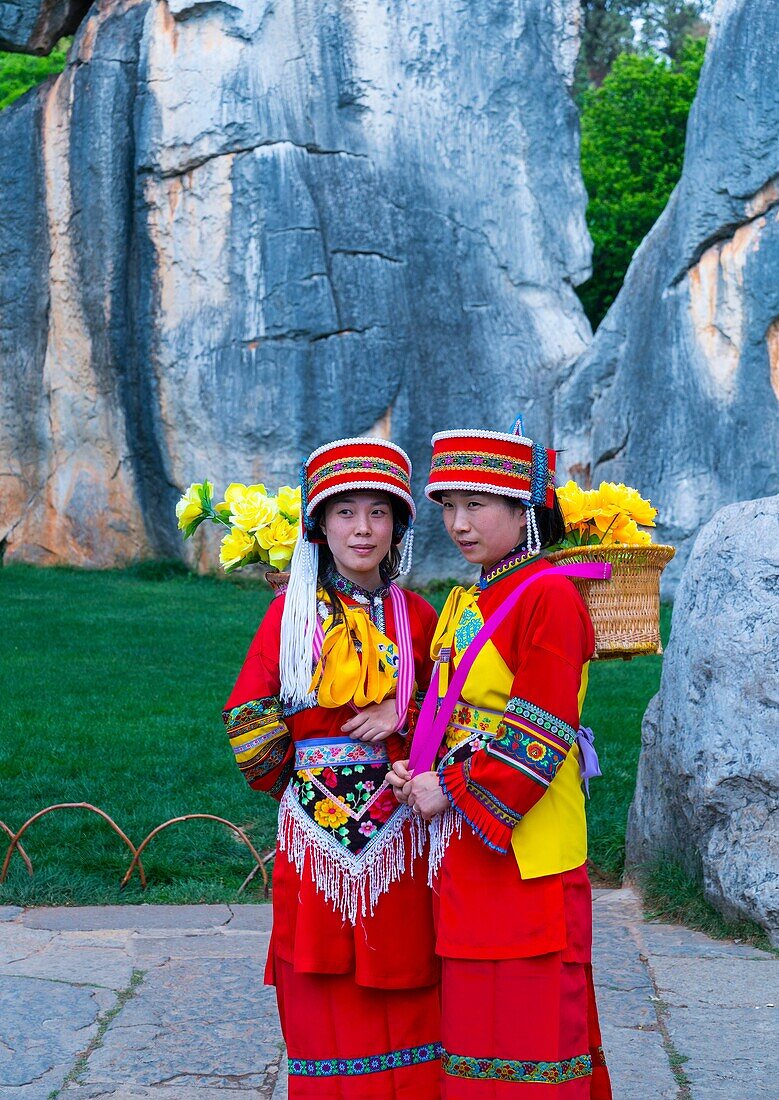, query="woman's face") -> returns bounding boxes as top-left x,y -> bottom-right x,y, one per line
440,491 -> 527,569
320,492 -> 395,586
